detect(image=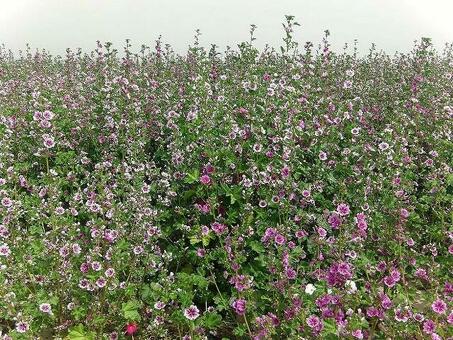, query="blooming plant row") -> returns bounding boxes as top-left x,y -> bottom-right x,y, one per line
0,17 -> 452,339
